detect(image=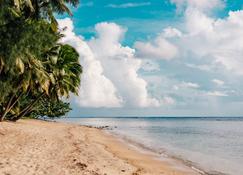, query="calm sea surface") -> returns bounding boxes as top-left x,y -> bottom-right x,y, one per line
59,117 -> 243,175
